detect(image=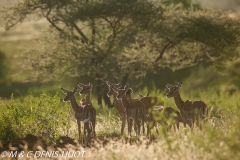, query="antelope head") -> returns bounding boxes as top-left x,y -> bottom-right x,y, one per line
125,88 -> 133,95
166,82 -> 182,98
138,93 -> 158,106
114,85 -> 129,100
106,81 -> 122,97
61,87 -> 78,102
138,93 -> 149,98
77,82 -> 93,95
